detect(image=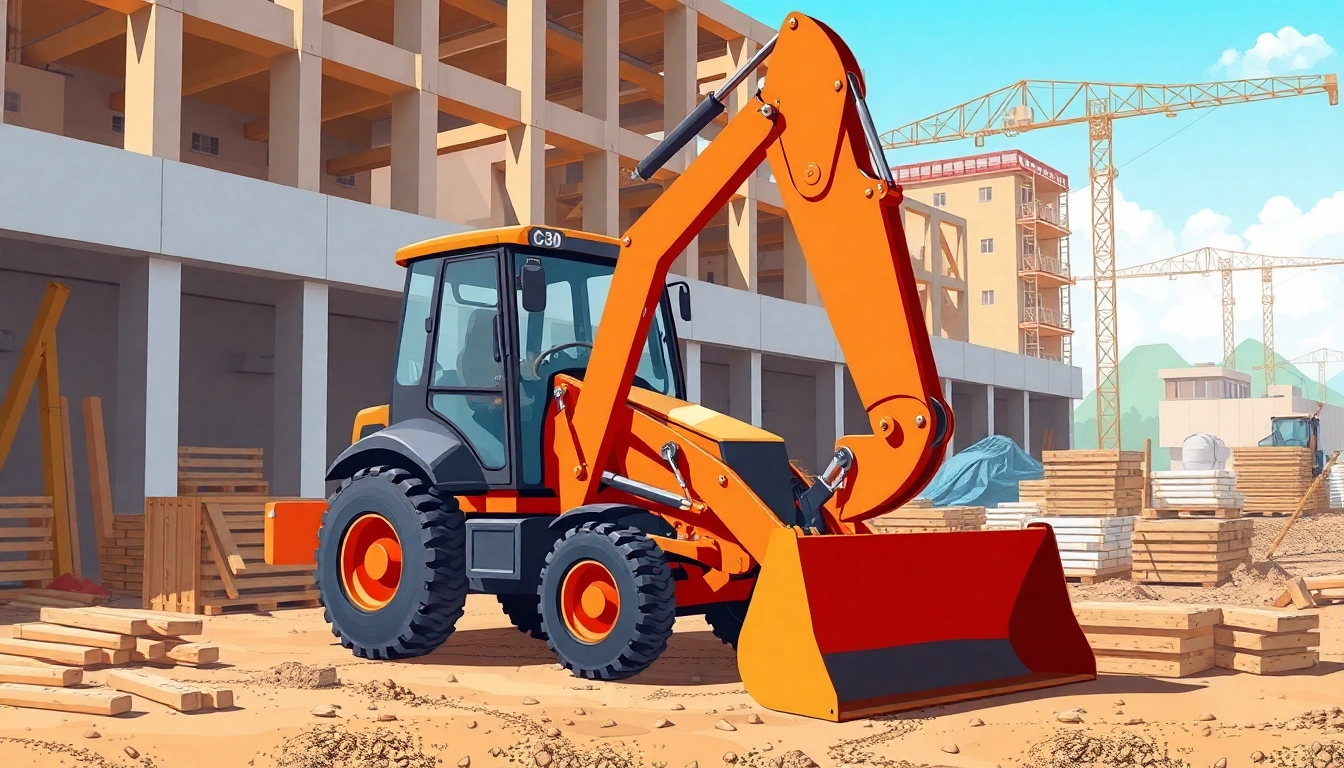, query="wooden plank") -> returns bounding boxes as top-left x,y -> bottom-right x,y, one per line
131,638 -> 167,662
15,623 -> 135,651
0,638 -> 101,666
1214,649 -> 1318,674
81,397 -> 115,544
203,517 -> 241,601
1095,651 -> 1214,678
1303,574 -> 1344,590
1219,607 -> 1320,633
199,687 -> 234,709
17,588 -> 103,606
1214,628 -> 1319,652
204,502 -> 247,576
1072,602 -> 1222,631
106,670 -> 203,712
0,664 -> 82,686
164,643 -> 219,666
82,606 -> 204,636
1085,631 -> 1213,654
39,607 -> 152,636
58,396 -> 83,578
1286,576 -> 1319,609
95,648 -> 131,665
0,683 -> 132,715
